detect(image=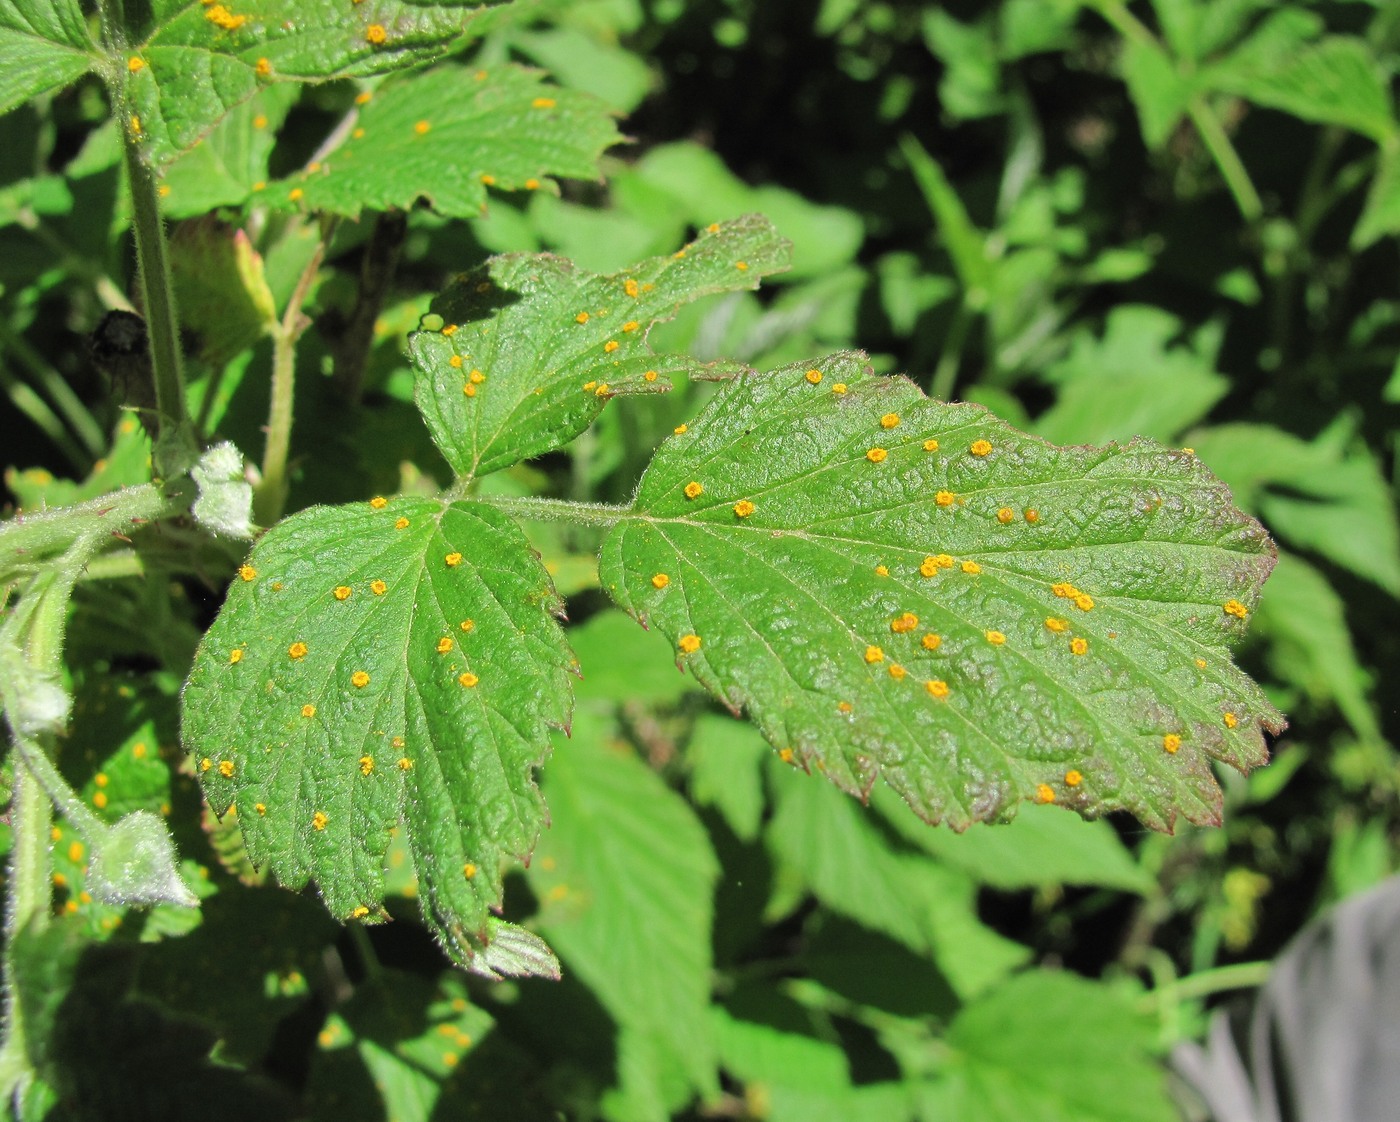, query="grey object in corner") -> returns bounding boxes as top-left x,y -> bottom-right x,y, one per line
1173,875 -> 1400,1122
